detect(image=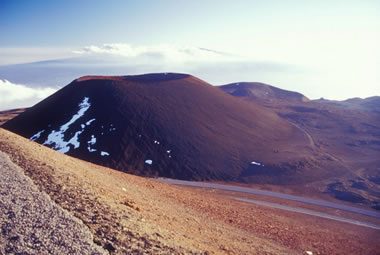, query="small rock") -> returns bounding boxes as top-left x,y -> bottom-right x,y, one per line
9,235 -> 20,242
104,242 -> 116,252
